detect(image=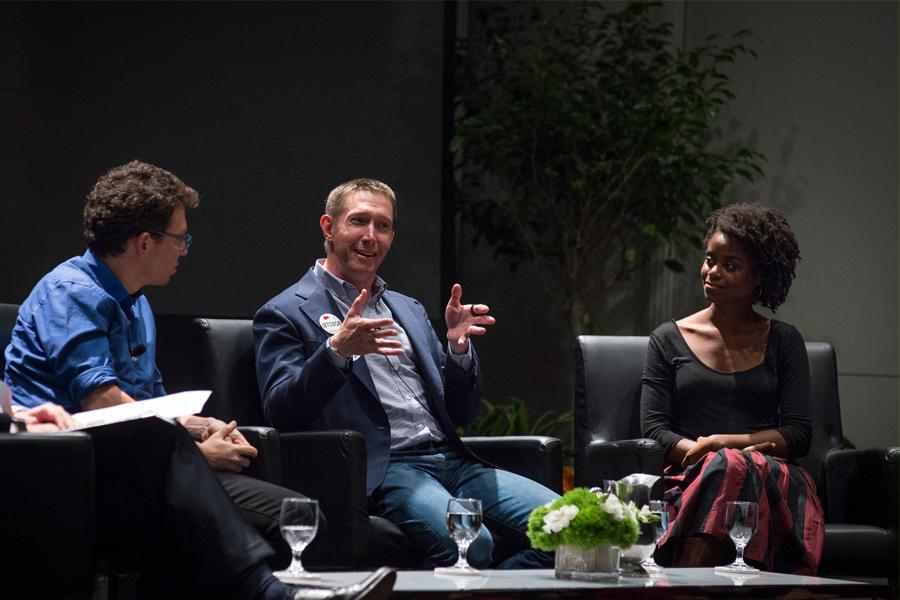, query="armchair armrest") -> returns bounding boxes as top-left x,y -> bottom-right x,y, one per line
576,438 -> 664,487
278,430 -> 372,569
463,436 -> 563,494
0,433 -> 96,597
887,447 -> 899,531
238,425 -> 281,485
824,446 -> 899,529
